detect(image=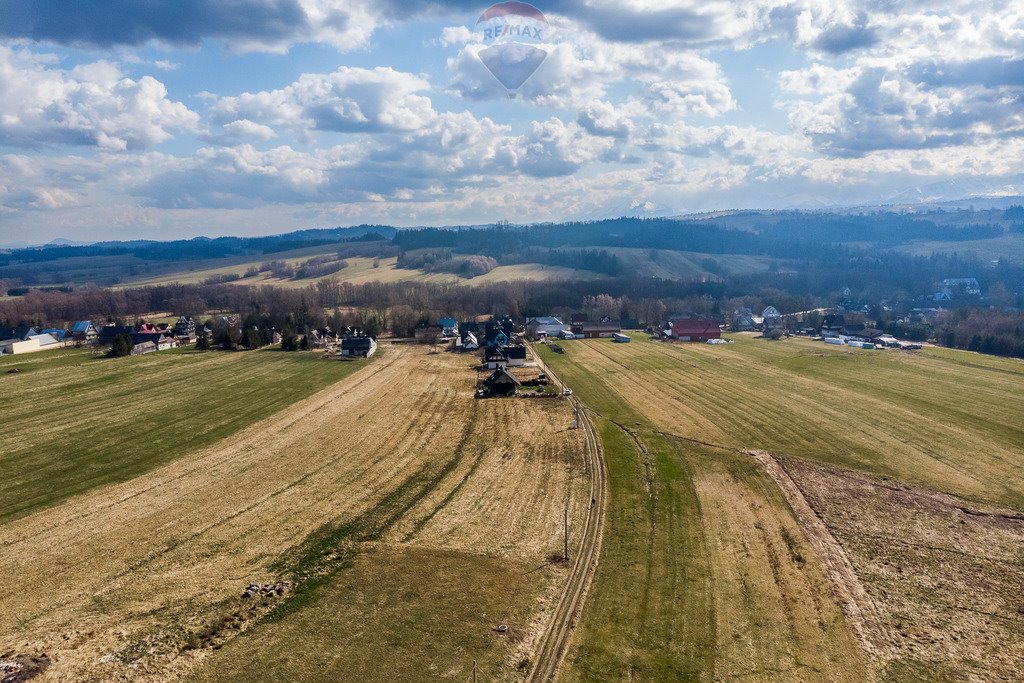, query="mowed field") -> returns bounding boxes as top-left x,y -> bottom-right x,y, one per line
0,345 -> 588,682
538,335 -> 1024,681
0,346 -> 366,522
